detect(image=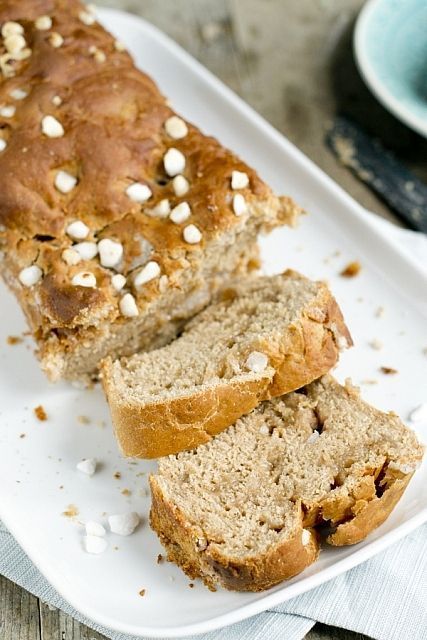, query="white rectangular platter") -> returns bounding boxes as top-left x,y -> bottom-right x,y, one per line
0,7 -> 426,638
